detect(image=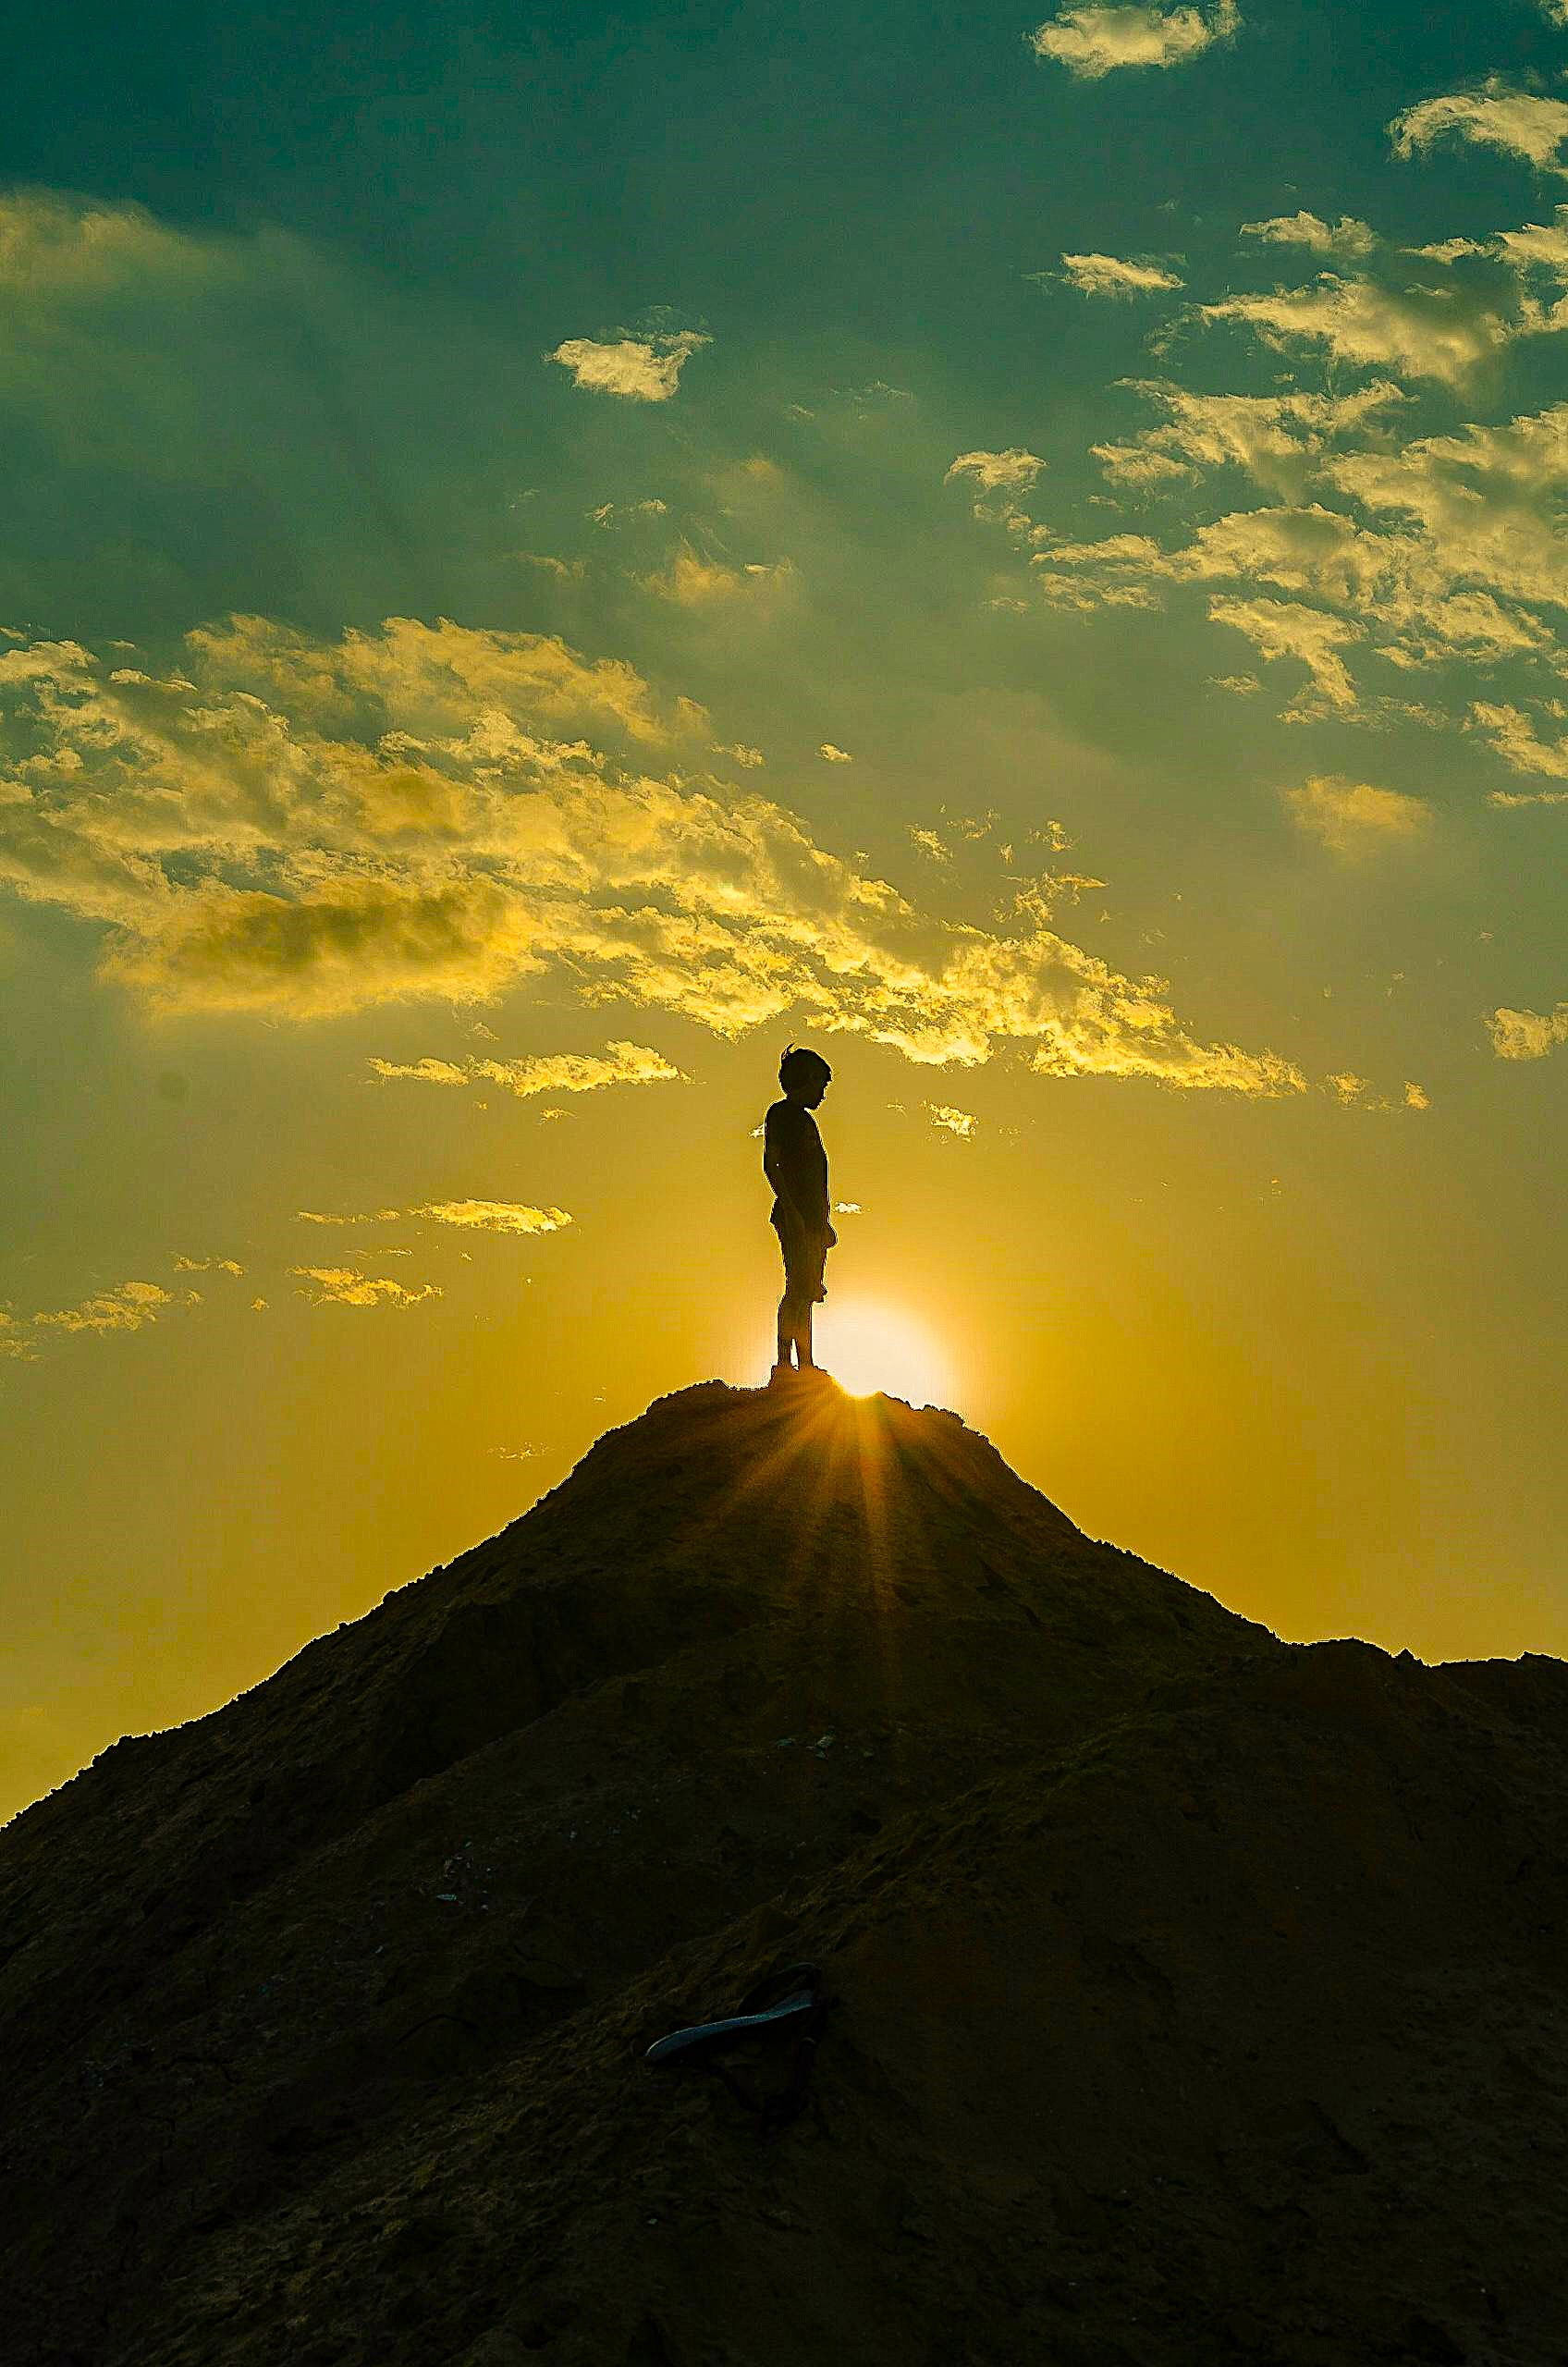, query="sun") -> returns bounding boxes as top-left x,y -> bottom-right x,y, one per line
817,1298 -> 954,1406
